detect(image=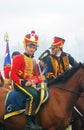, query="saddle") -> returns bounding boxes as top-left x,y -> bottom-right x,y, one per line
4,82 -> 49,120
